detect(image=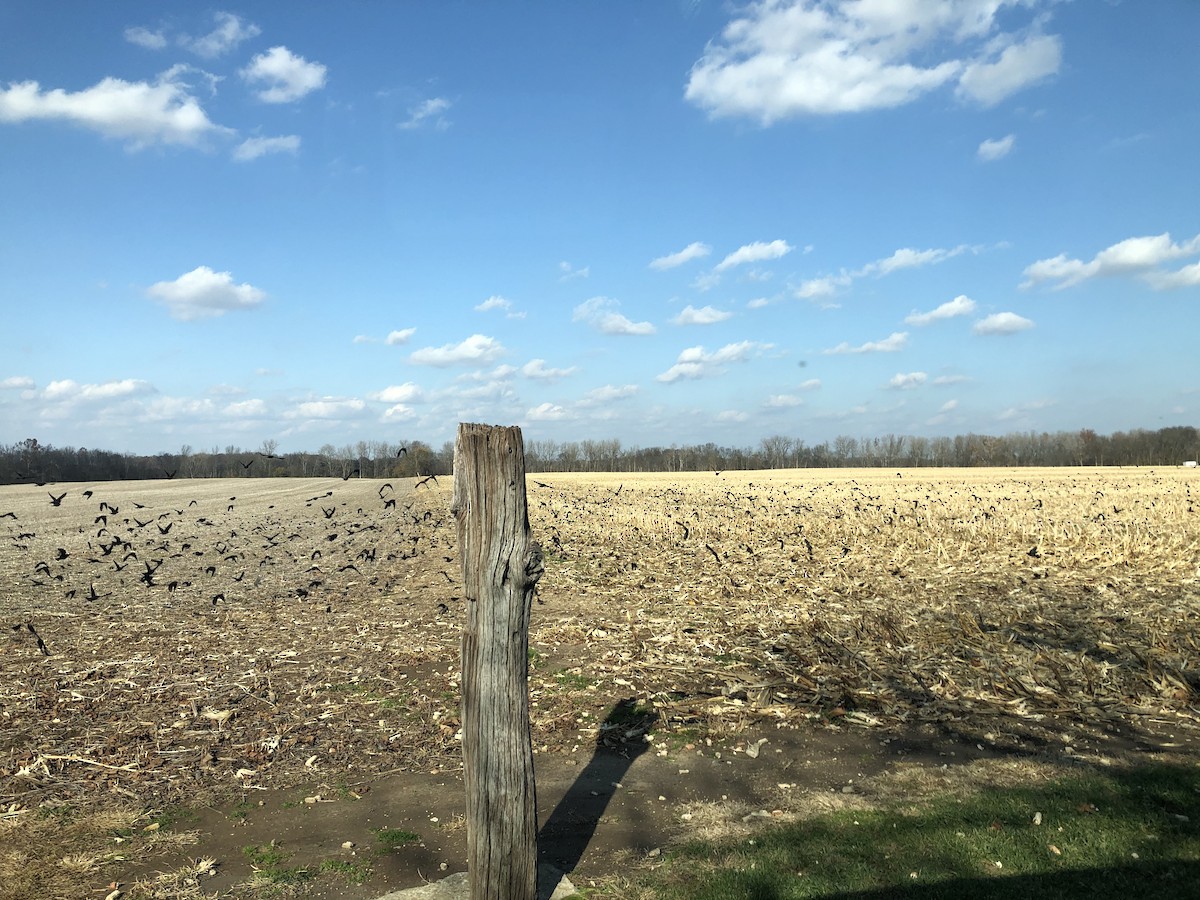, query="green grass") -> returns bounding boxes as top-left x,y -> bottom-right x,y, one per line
317,858 -> 372,883
374,827 -> 420,853
555,669 -> 592,690
637,763 -> 1200,899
